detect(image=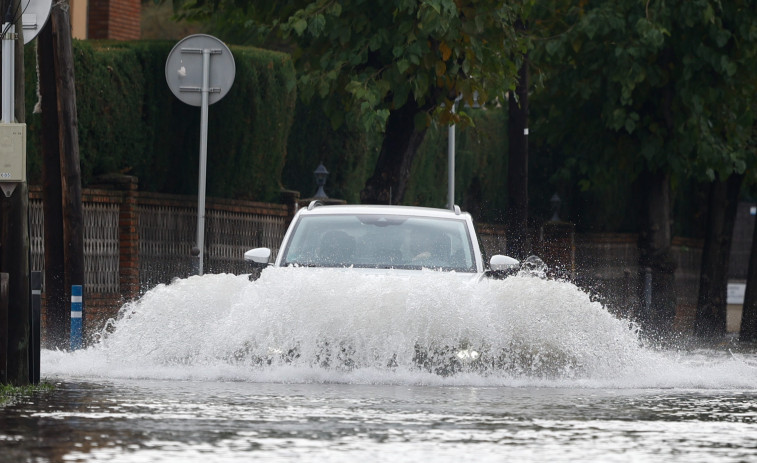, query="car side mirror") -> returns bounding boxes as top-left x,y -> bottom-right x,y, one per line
489,254 -> 519,272
244,247 -> 271,266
